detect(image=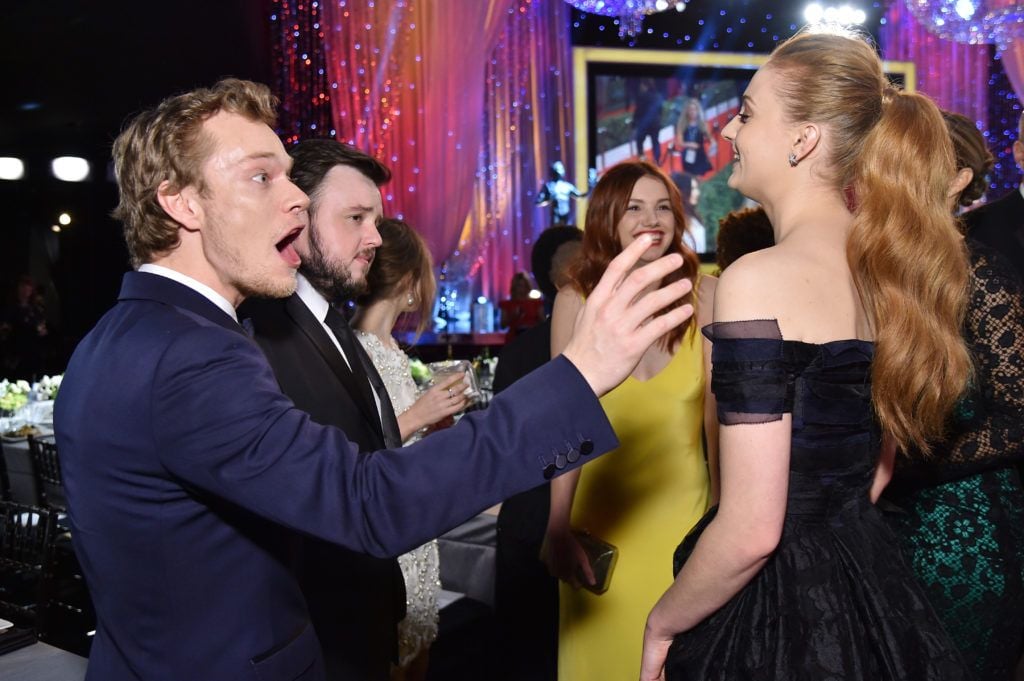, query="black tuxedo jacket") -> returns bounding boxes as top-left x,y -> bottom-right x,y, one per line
966,188 -> 1024,283
240,293 -> 404,681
